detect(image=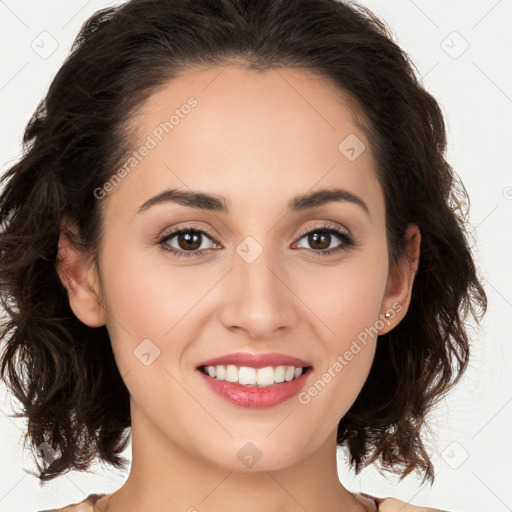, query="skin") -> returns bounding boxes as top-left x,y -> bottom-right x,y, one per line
57,65 -> 425,512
